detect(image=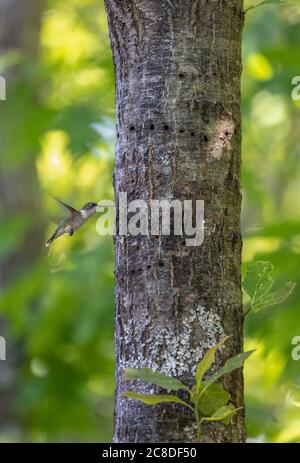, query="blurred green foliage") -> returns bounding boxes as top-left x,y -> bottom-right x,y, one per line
243,0 -> 300,443
0,0 -> 115,442
0,0 -> 299,443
